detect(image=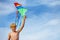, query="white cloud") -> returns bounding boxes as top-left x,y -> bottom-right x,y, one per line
45,1 -> 60,7
25,0 -> 60,7
20,28 -> 60,40
45,19 -> 60,26
0,2 -> 16,15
